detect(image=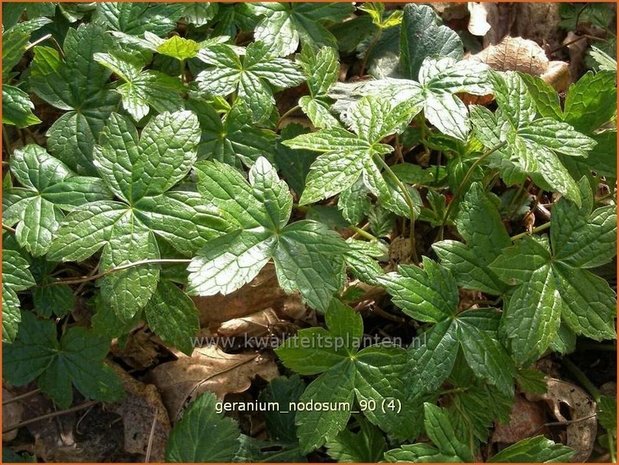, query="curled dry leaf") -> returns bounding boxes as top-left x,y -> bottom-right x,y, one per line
108,363 -> 170,462
470,36 -> 570,91
528,377 -> 597,462
2,388 -> 24,442
212,307 -> 297,339
110,327 -> 162,370
492,395 -> 548,443
148,346 -> 279,421
192,264 -> 306,326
